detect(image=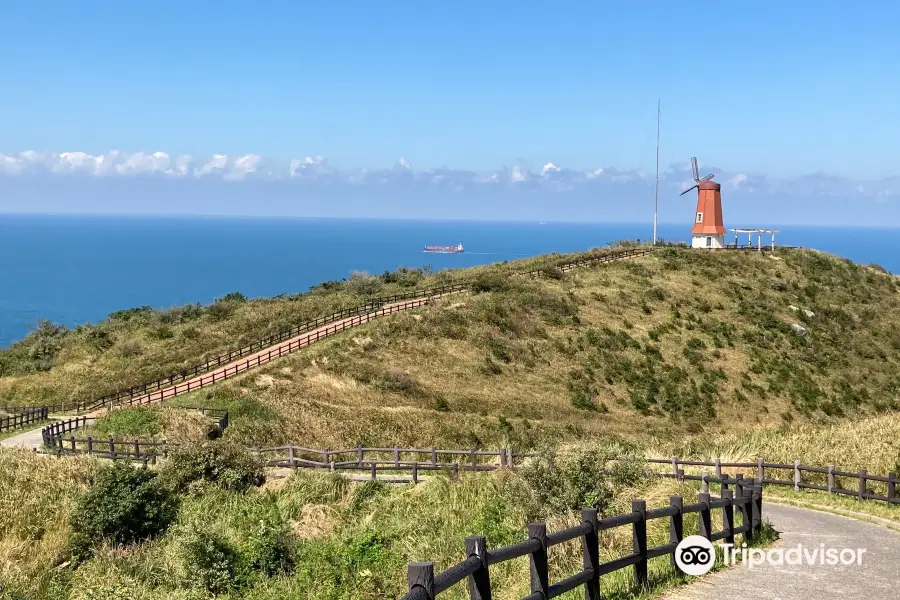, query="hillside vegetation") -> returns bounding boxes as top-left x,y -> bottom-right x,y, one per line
4,246 -> 900,452
2,442 -> 718,600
